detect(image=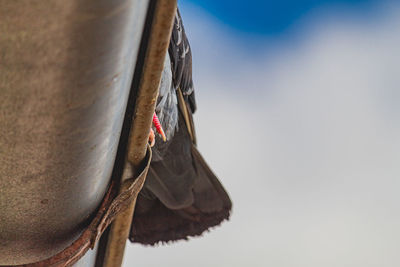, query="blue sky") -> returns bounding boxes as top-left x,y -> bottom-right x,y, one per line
184,0 -> 378,35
